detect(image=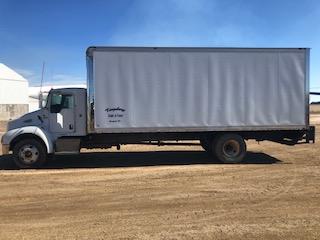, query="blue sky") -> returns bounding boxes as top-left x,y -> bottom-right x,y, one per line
0,0 -> 319,101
